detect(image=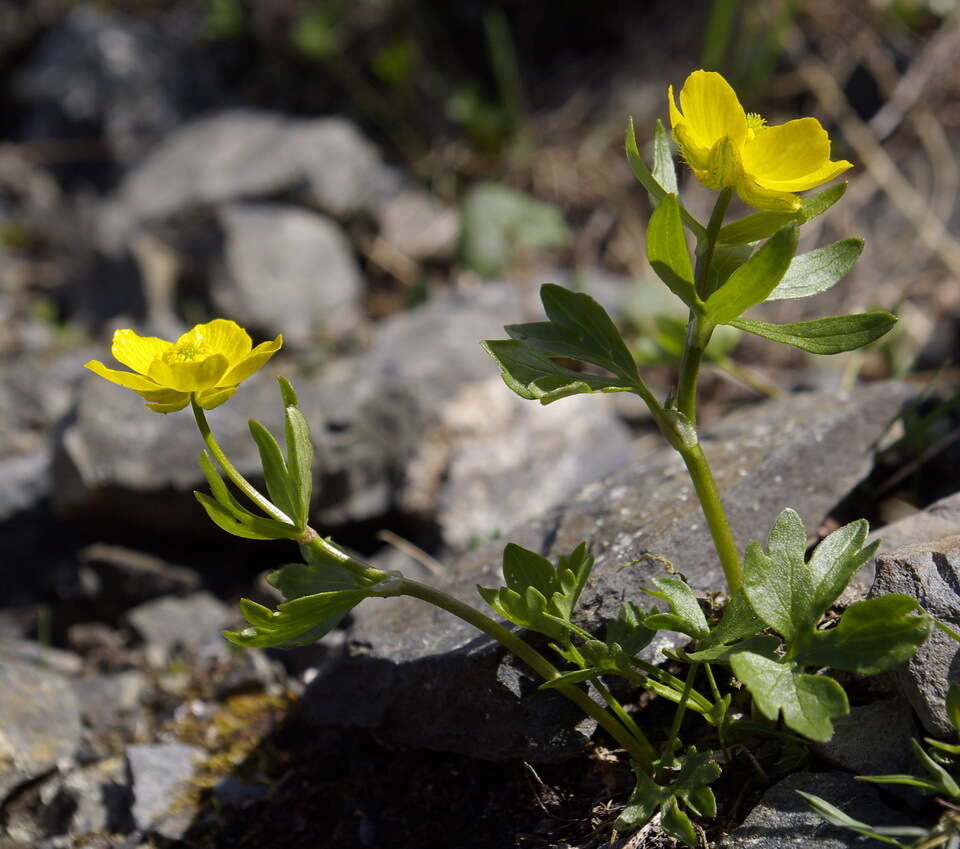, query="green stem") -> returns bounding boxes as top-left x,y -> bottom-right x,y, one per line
592,679 -> 649,749
695,187 -> 732,299
661,662 -> 699,762
675,313 -> 714,422
191,398 -> 293,525
398,577 -> 656,770
679,442 -> 742,593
